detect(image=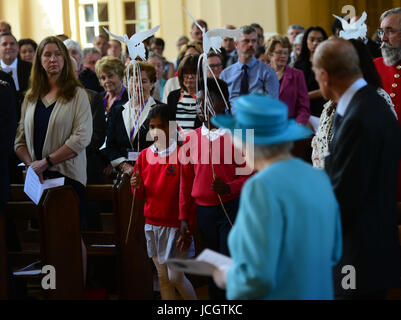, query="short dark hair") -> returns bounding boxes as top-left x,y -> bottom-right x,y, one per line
177,55 -> 200,91
150,37 -> 165,50
0,21 -> 12,33
250,23 -> 264,33
147,103 -> 175,124
192,20 -> 208,30
198,78 -> 231,114
0,32 -> 17,43
18,38 -> 38,51
240,26 -> 257,35
207,51 -> 223,61
332,18 -> 343,36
